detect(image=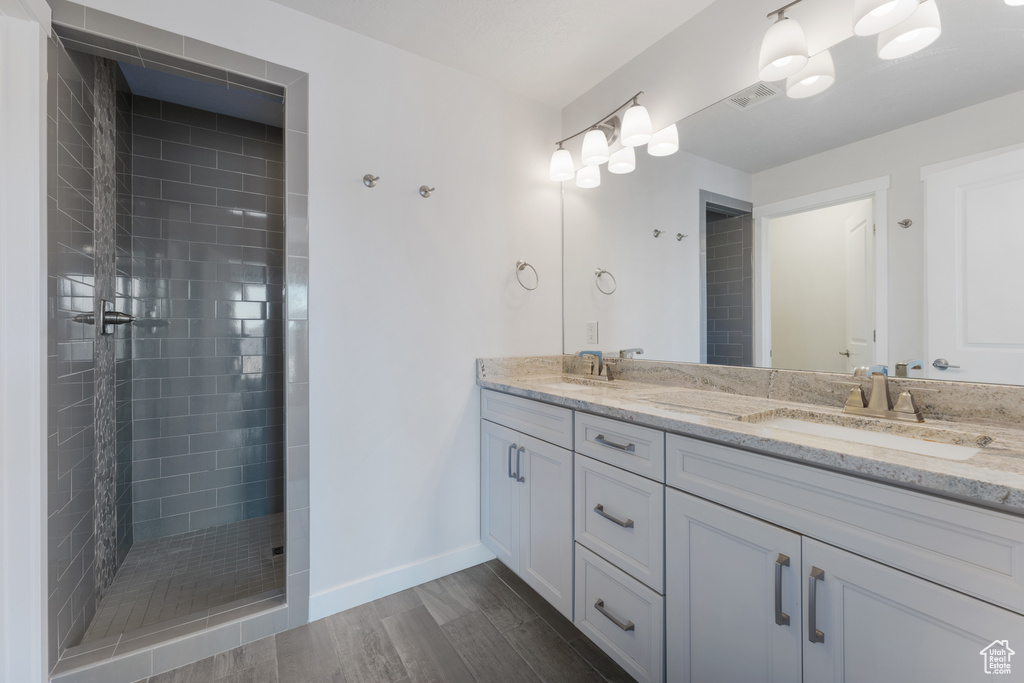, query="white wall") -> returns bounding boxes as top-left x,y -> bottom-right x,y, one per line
0,5 -> 49,682
752,89 -> 1024,369
563,151 -> 750,360
50,0 -> 563,620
